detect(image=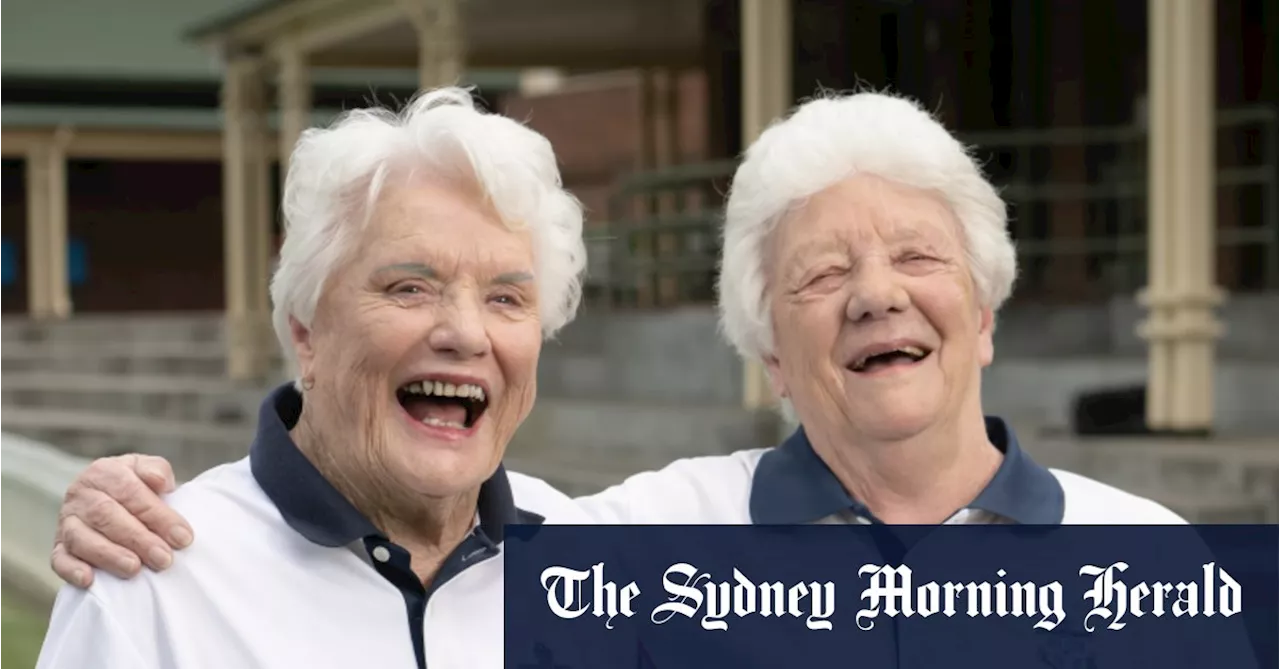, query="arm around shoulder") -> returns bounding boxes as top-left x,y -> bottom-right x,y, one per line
572,451 -> 764,525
